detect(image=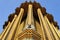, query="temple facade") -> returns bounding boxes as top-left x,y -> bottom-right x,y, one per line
0,1 -> 60,40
